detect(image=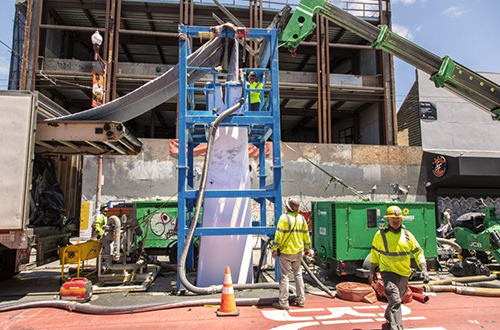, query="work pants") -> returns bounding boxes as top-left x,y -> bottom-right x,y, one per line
278,252 -> 305,307
250,102 -> 260,111
381,271 -> 409,330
